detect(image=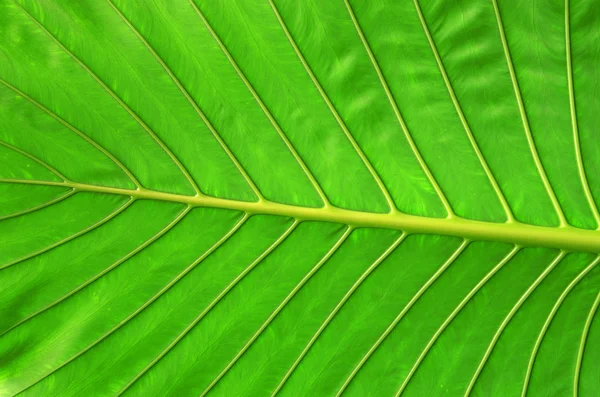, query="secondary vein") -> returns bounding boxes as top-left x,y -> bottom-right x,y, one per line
412,0 -> 514,222
206,226 -> 355,397
574,288 -> 600,397
564,0 -> 600,227
0,78 -> 141,188
343,0 -> 454,218
0,140 -> 67,182
105,0 -> 264,201
272,230 -> 403,396
0,193 -> 134,271
463,251 -> 566,397
189,0 -> 330,207
335,240 -> 469,396
115,219 -> 299,396
520,255 -> 600,397
16,3 -> 201,196
395,245 -> 519,396
13,211 -> 246,396
492,0 -> 568,227
268,0 -> 397,213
